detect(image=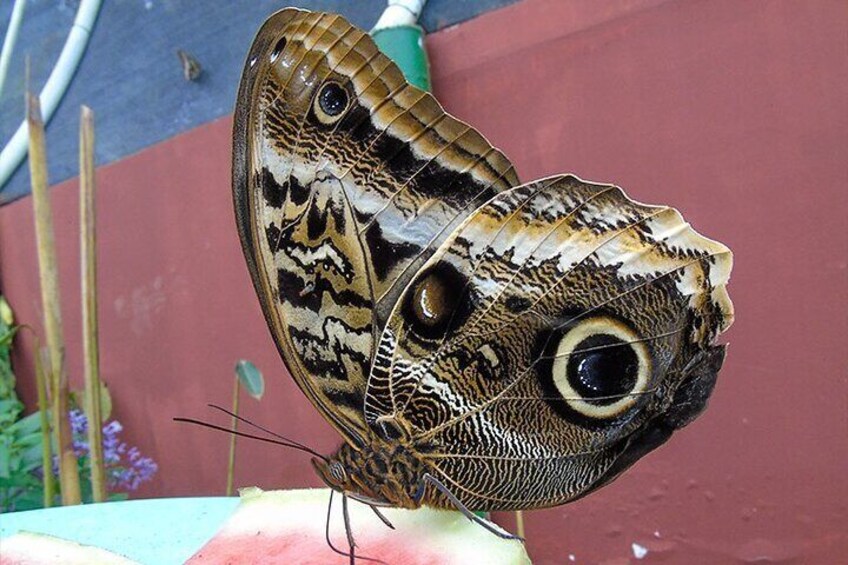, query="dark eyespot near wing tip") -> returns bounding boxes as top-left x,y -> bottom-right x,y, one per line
319,82 -> 348,117
270,36 -> 287,63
